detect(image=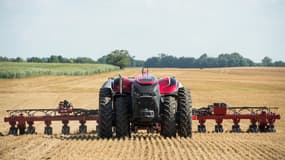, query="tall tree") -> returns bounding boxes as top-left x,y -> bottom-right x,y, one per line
105,50 -> 131,69
262,56 -> 272,66
15,57 -> 24,62
196,53 -> 208,68
48,55 -> 59,63
97,55 -> 107,63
